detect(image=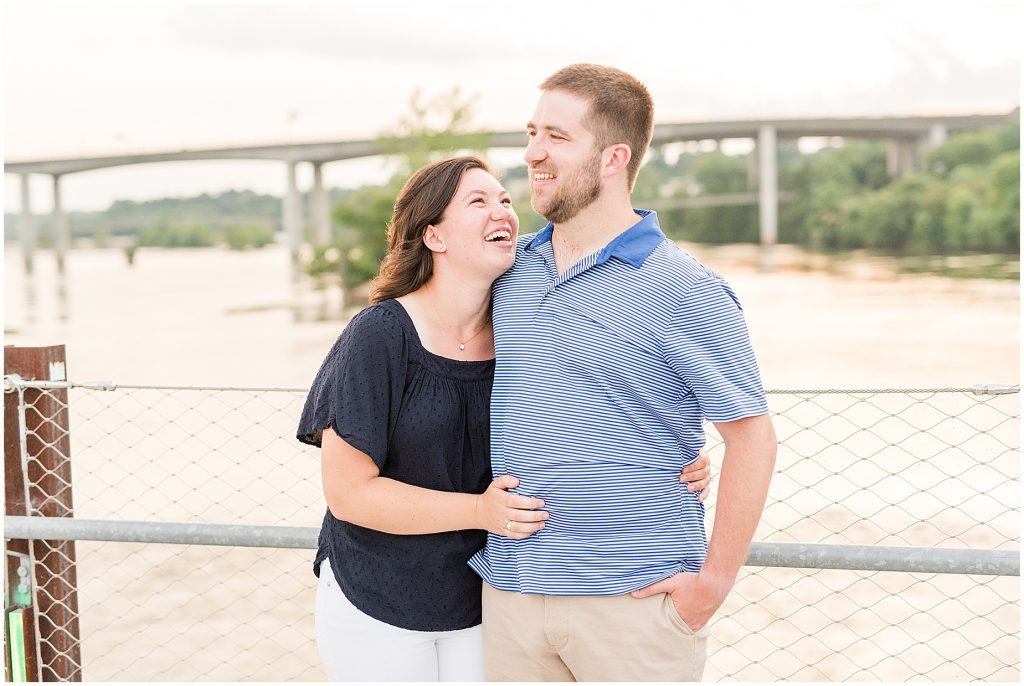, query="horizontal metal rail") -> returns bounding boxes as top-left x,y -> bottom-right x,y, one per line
4,516 -> 316,550
748,541 -> 1019,576
4,376 -> 1020,396
4,516 -> 1018,576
